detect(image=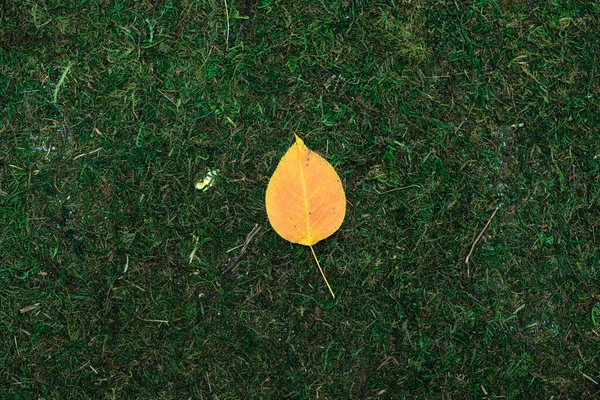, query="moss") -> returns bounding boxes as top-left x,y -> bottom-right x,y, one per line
1,0 -> 599,398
